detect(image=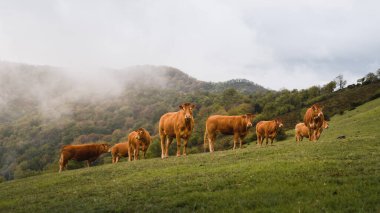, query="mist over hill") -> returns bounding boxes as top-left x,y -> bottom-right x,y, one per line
0,62 -> 266,122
